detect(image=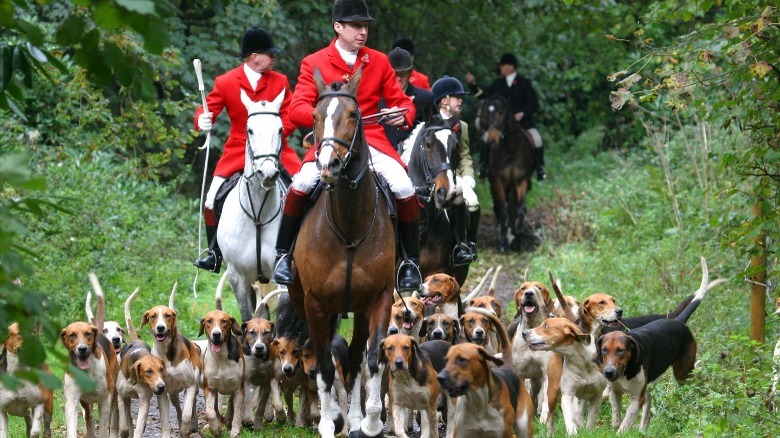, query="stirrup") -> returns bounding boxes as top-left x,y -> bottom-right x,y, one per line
396,259 -> 422,293
452,242 -> 476,267
194,249 -> 222,273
